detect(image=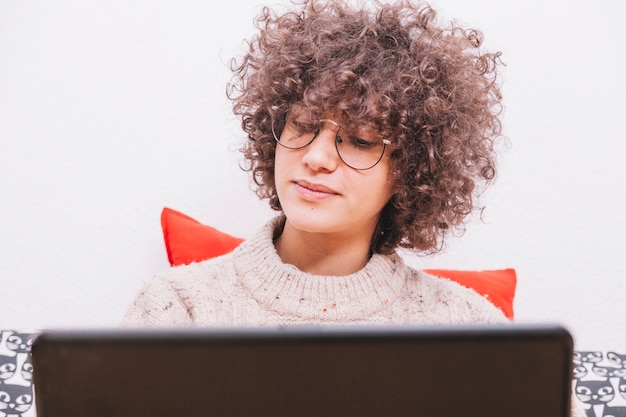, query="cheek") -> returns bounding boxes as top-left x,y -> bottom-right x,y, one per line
354,163 -> 395,212
273,146 -> 297,199
273,146 -> 289,180
380,179 -> 395,207
376,159 -> 396,200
